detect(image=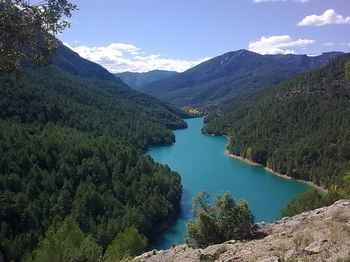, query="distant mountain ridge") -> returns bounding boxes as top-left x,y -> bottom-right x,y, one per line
115,70 -> 178,91
142,50 -> 343,107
